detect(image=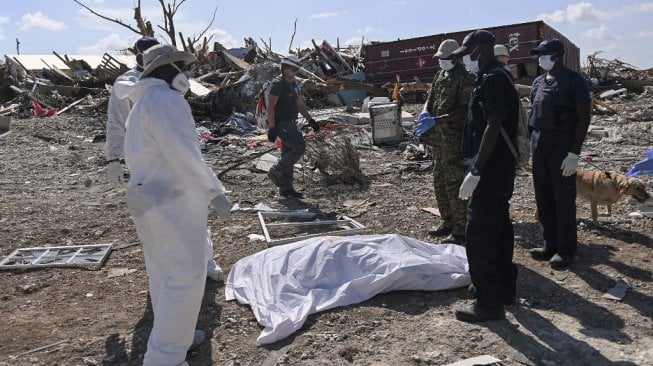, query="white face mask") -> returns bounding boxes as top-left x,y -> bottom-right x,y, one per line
463,54 -> 479,73
538,55 -> 556,71
171,64 -> 191,94
439,59 -> 455,71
